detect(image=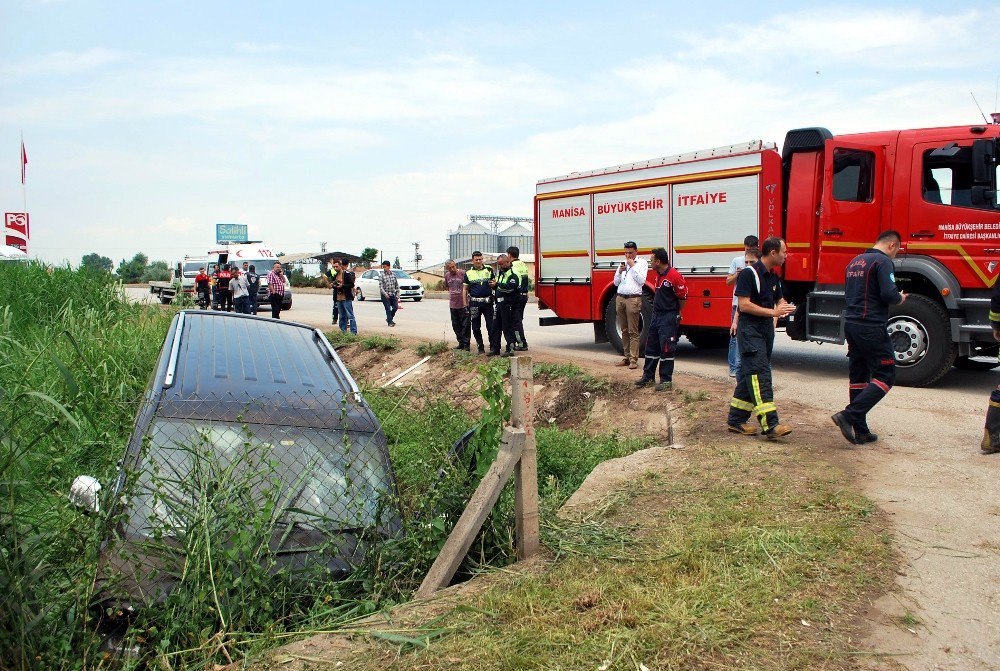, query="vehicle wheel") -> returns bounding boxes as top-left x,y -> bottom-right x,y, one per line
953,355 -> 1000,372
413,297 -> 422,302
357,290 -> 365,301
283,300 -> 292,311
687,329 -> 730,349
603,293 -> 652,355
888,294 -> 956,387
